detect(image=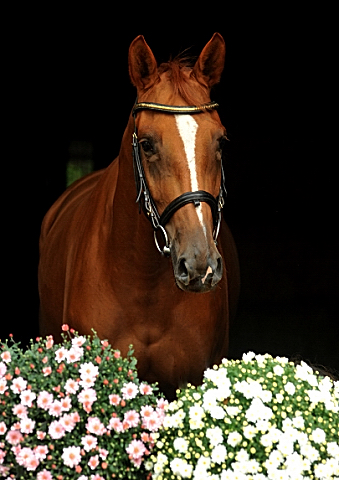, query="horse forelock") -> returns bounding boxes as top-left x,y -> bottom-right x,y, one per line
149,57 -> 209,106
